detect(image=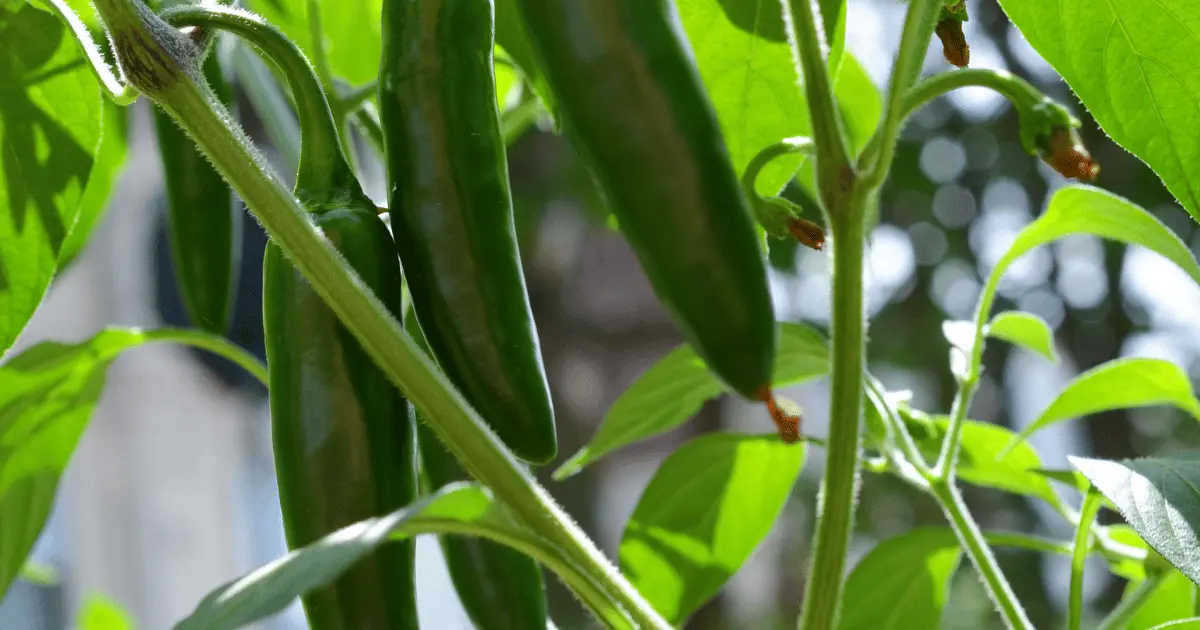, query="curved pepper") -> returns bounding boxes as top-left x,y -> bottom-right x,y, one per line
379,0 -> 557,463
154,51 -> 240,334
512,0 -> 778,404
163,6 -> 419,628
404,308 -> 548,630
